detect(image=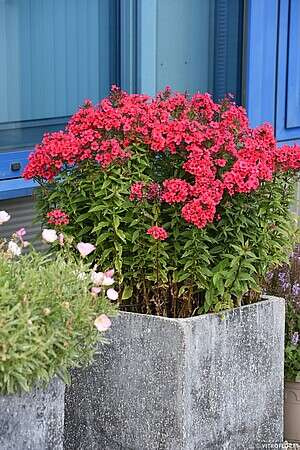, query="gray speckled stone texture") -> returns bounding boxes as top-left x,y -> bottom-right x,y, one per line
64,296 -> 285,450
0,377 -> 64,450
